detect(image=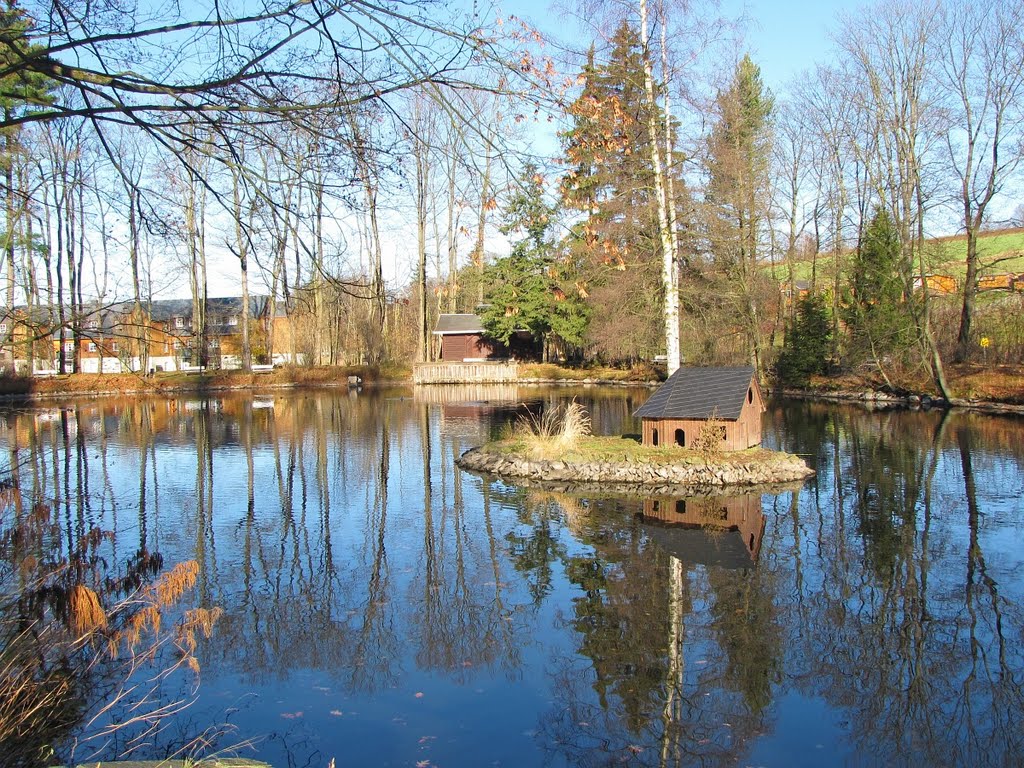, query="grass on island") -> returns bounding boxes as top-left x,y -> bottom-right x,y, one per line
484,433 -> 786,466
